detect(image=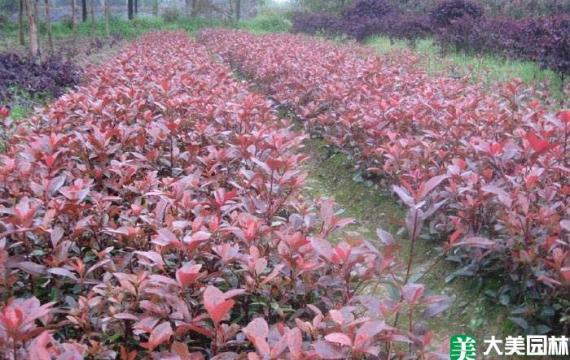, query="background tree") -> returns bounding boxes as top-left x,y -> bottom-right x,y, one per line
89,0 -> 95,35
236,0 -> 241,21
44,0 -> 53,52
23,0 -> 39,57
81,0 -> 87,21
128,0 -> 134,19
71,0 -> 77,41
19,0 -> 25,46
191,0 -> 197,17
104,0 -> 110,36
153,0 -> 159,16
186,0 -> 199,17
